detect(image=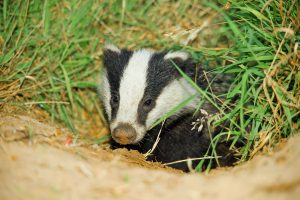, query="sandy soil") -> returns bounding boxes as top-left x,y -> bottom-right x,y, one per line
1,114 -> 300,200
